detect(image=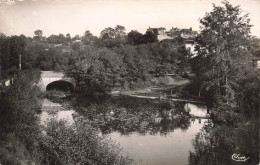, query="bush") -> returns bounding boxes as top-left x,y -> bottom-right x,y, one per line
41,119 -> 132,165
